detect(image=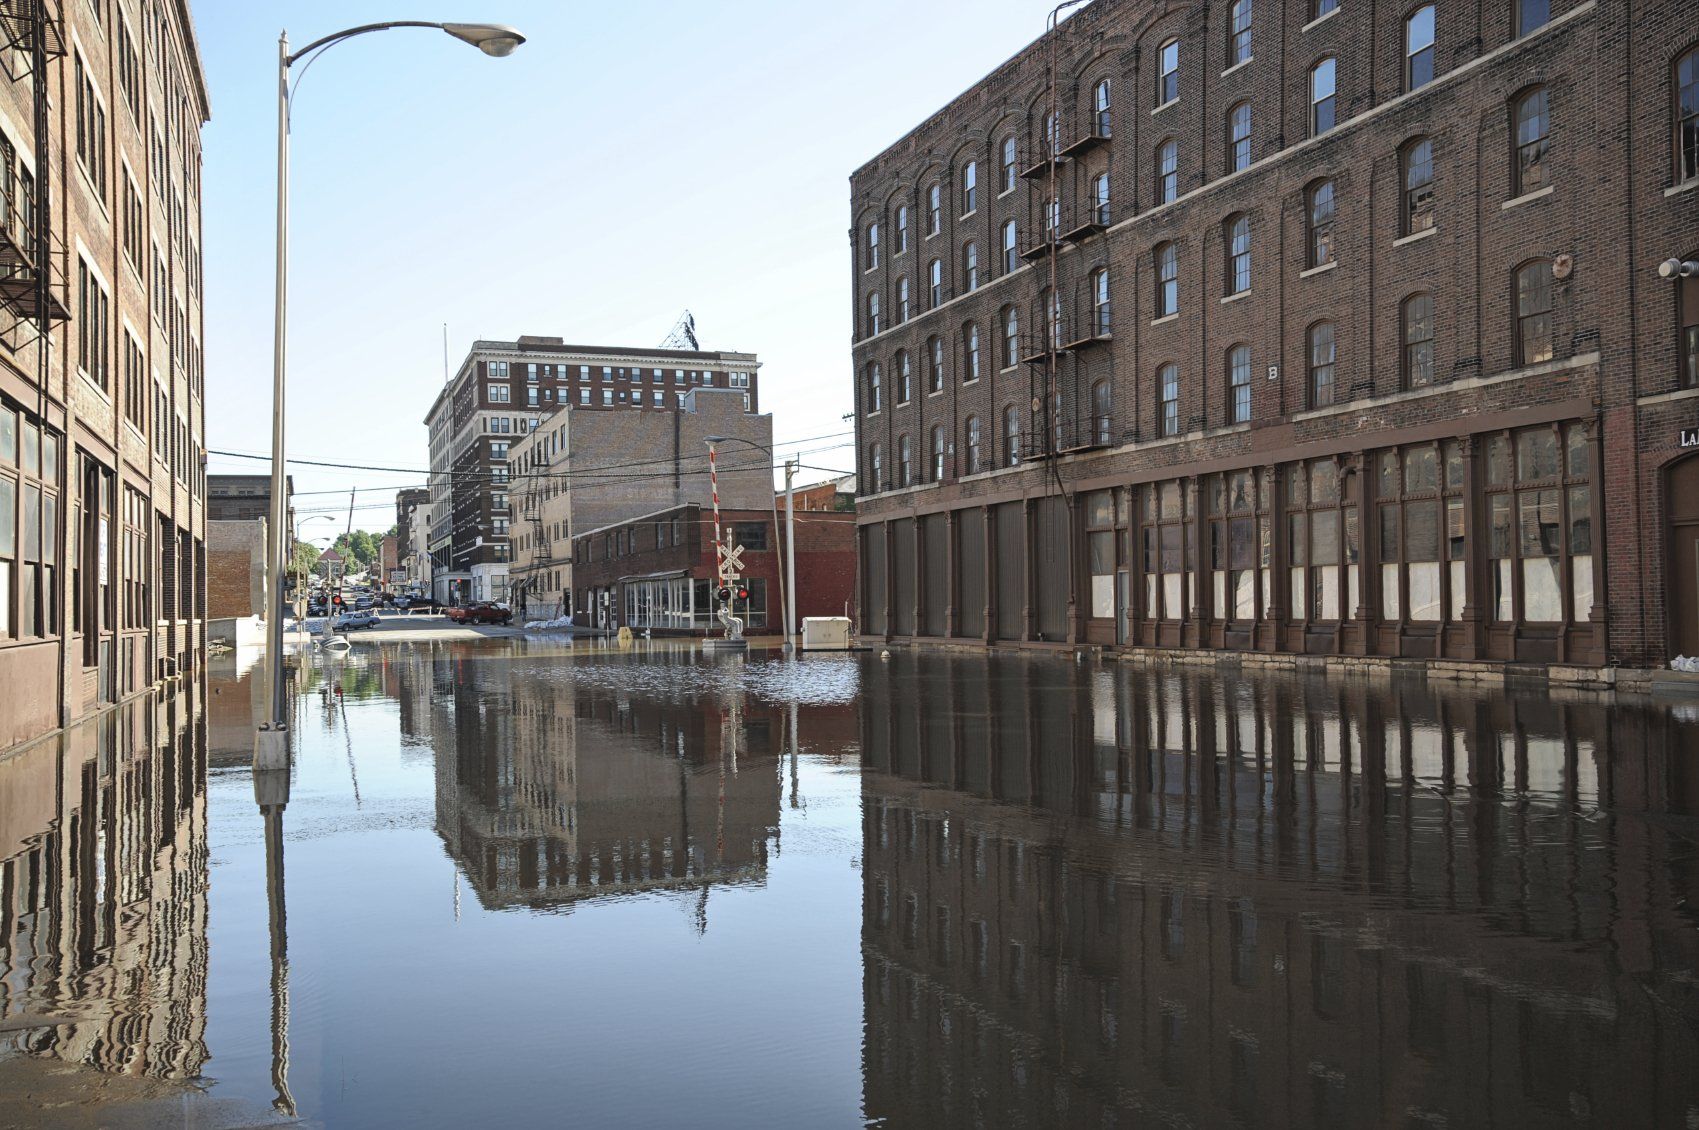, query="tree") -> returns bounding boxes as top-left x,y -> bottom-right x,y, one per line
291,540 -> 321,574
